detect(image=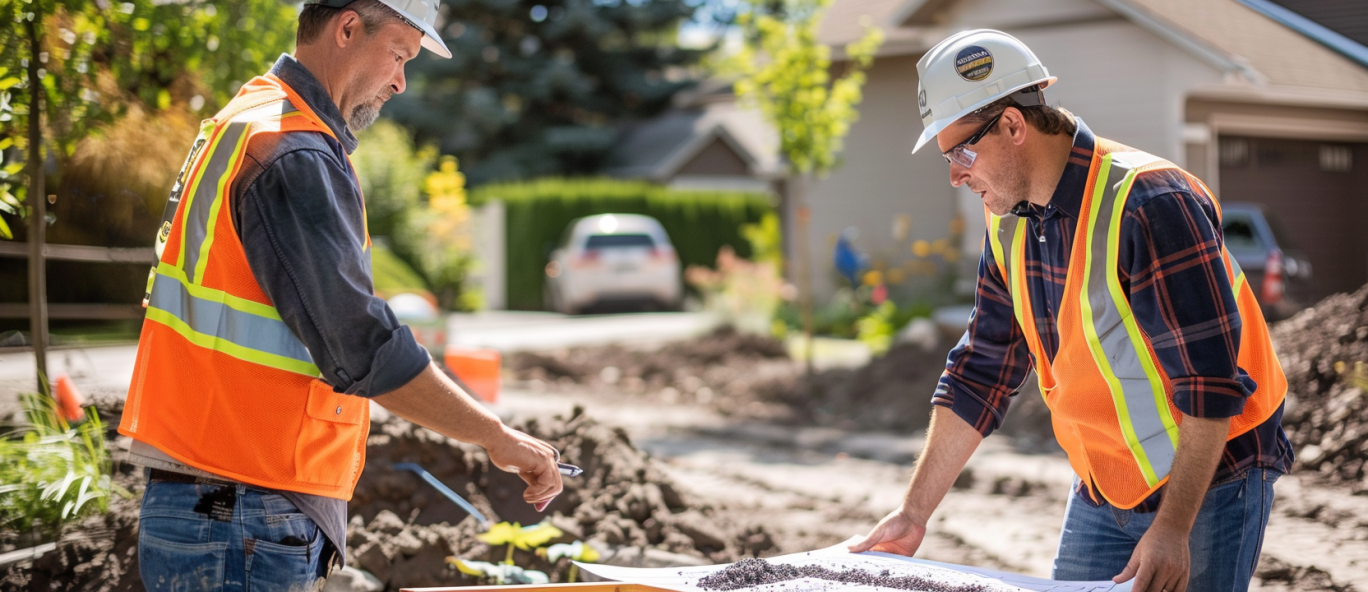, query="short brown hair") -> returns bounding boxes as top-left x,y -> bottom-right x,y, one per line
959,96 -> 1077,137
296,0 -> 408,46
